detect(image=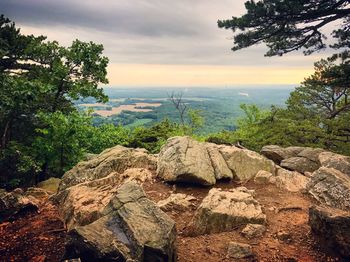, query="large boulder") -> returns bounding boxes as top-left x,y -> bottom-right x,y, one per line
0,188 -> 39,222
297,147 -> 324,163
218,145 -> 276,181
309,206 -> 350,258
260,145 -> 303,164
59,146 -> 157,191
280,156 -> 320,174
272,168 -> 310,192
63,181 -> 176,262
307,167 -> 350,211
55,173 -> 121,230
190,187 -> 266,235
318,151 -> 350,176
157,137 -> 216,186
